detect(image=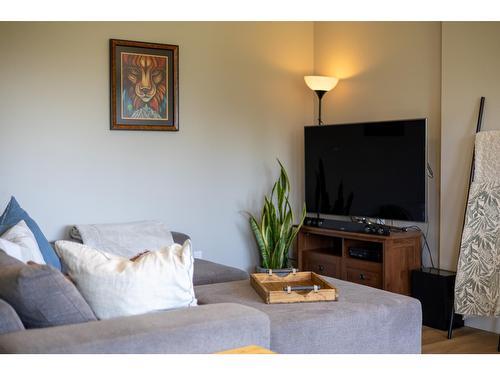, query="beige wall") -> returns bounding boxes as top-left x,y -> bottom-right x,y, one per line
441,22 -> 500,333
0,22 -> 314,271
313,22 -> 442,267
1,22 -> 498,309
440,22 -> 500,271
